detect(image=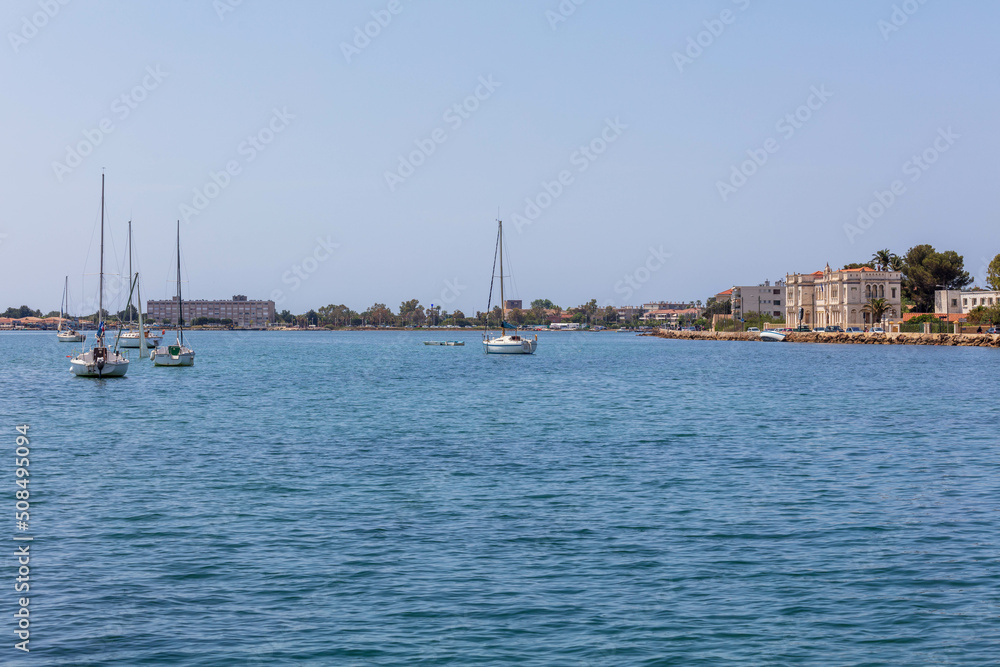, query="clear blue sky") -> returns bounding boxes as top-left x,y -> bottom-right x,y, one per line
2,0 -> 998,316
